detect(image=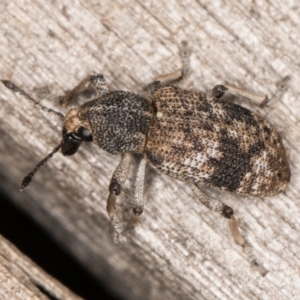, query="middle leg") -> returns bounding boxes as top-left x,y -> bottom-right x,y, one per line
147,41 -> 191,91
